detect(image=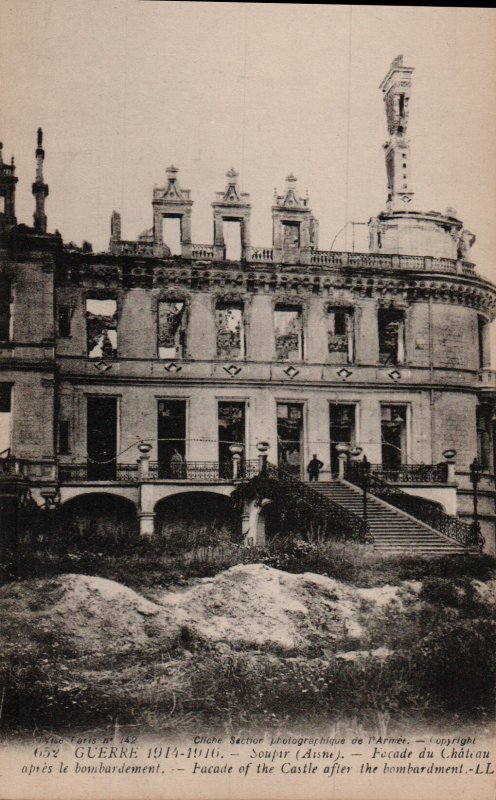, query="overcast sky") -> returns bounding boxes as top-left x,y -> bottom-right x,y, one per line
1,3 -> 495,278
